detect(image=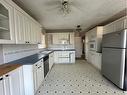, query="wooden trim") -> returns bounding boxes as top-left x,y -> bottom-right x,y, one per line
46,29 -> 74,33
